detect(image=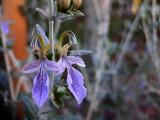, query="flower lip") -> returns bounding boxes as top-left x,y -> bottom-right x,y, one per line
32,64 -> 50,107
21,58 -> 60,107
